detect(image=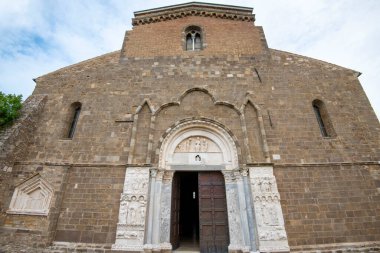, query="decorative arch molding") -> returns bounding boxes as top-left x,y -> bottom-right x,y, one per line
241,97 -> 263,115
178,87 -> 215,103
153,102 -> 179,116
241,97 -> 271,163
135,98 -> 155,114
153,87 -> 241,116
158,118 -> 239,170
7,173 -> 53,216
